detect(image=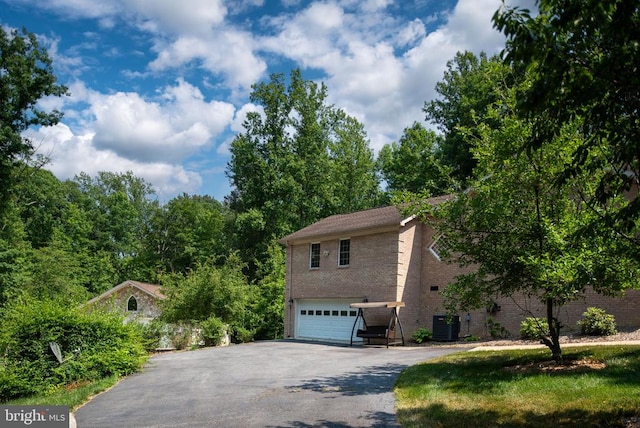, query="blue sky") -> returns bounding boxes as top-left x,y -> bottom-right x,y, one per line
1,0 -> 518,202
